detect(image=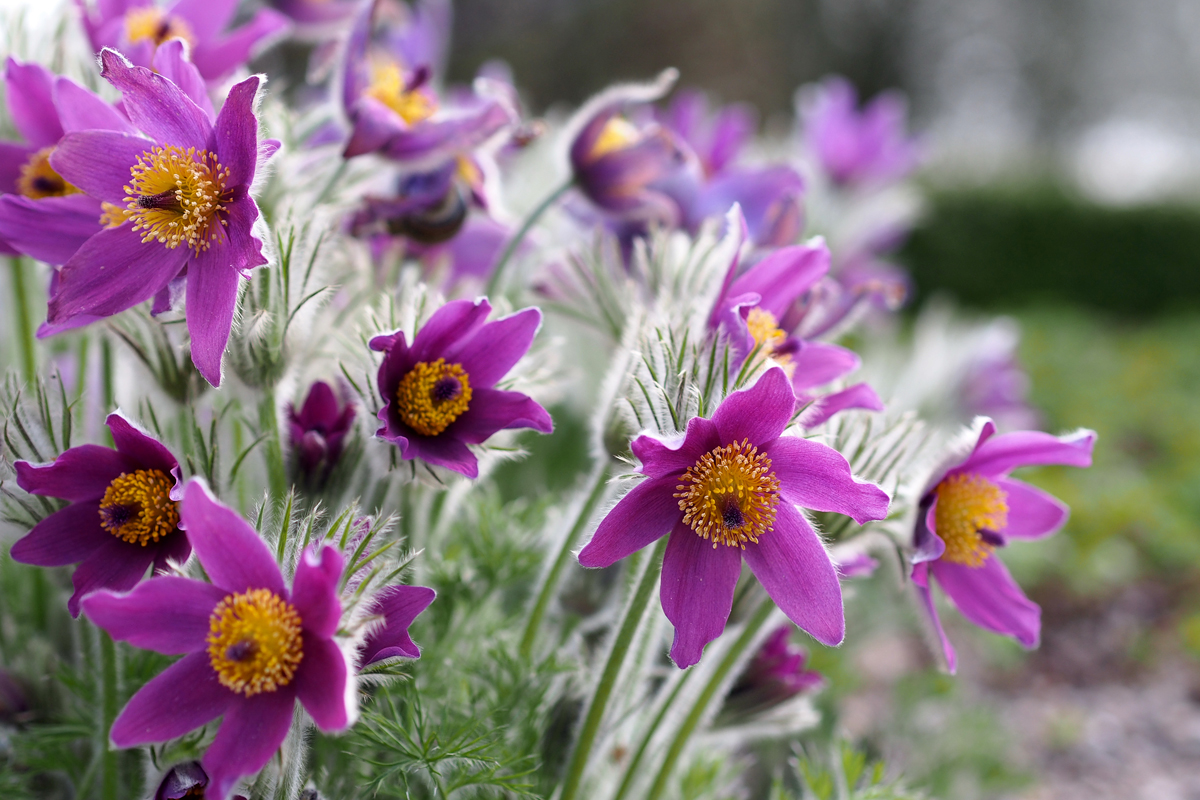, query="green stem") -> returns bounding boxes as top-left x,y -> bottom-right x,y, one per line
312,160 -> 348,209
611,670 -> 694,800
484,179 -> 573,296
9,257 -> 36,380
559,536 -> 667,800
644,598 -> 775,800
99,630 -> 120,800
259,386 -> 287,500
519,464 -> 610,659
